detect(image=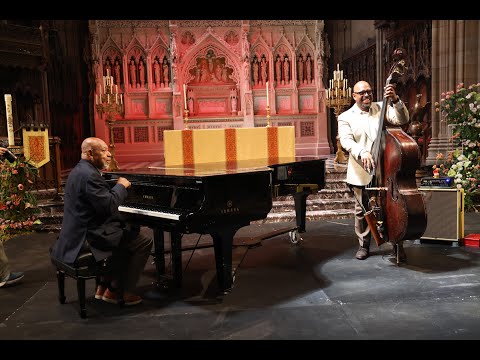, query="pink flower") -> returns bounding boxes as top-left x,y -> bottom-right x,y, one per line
17,184 -> 24,191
